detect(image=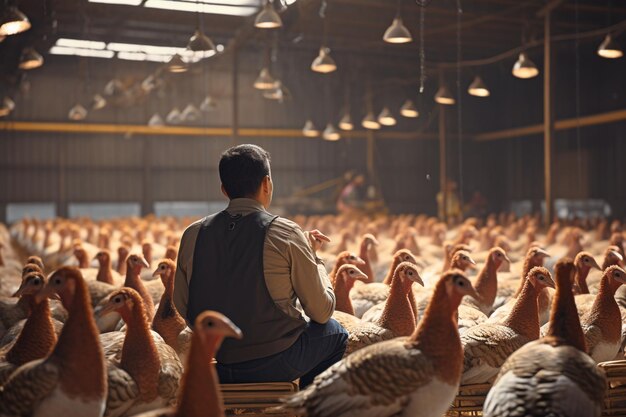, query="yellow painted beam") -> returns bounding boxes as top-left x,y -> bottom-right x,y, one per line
474,108 -> 626,142
0,121 -> 439,140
